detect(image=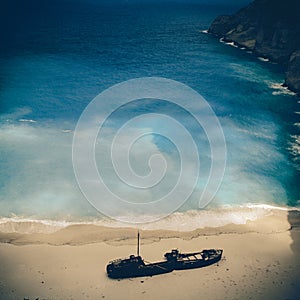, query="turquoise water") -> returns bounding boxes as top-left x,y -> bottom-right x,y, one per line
0,1 -> 299,223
